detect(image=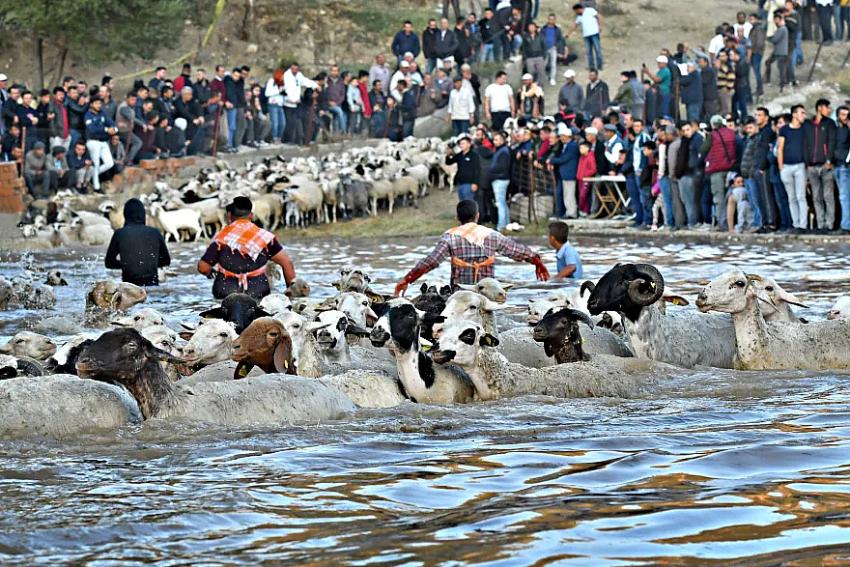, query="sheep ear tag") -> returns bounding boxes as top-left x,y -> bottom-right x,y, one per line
664,295 -> 689,307
233,361 -> 254,380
